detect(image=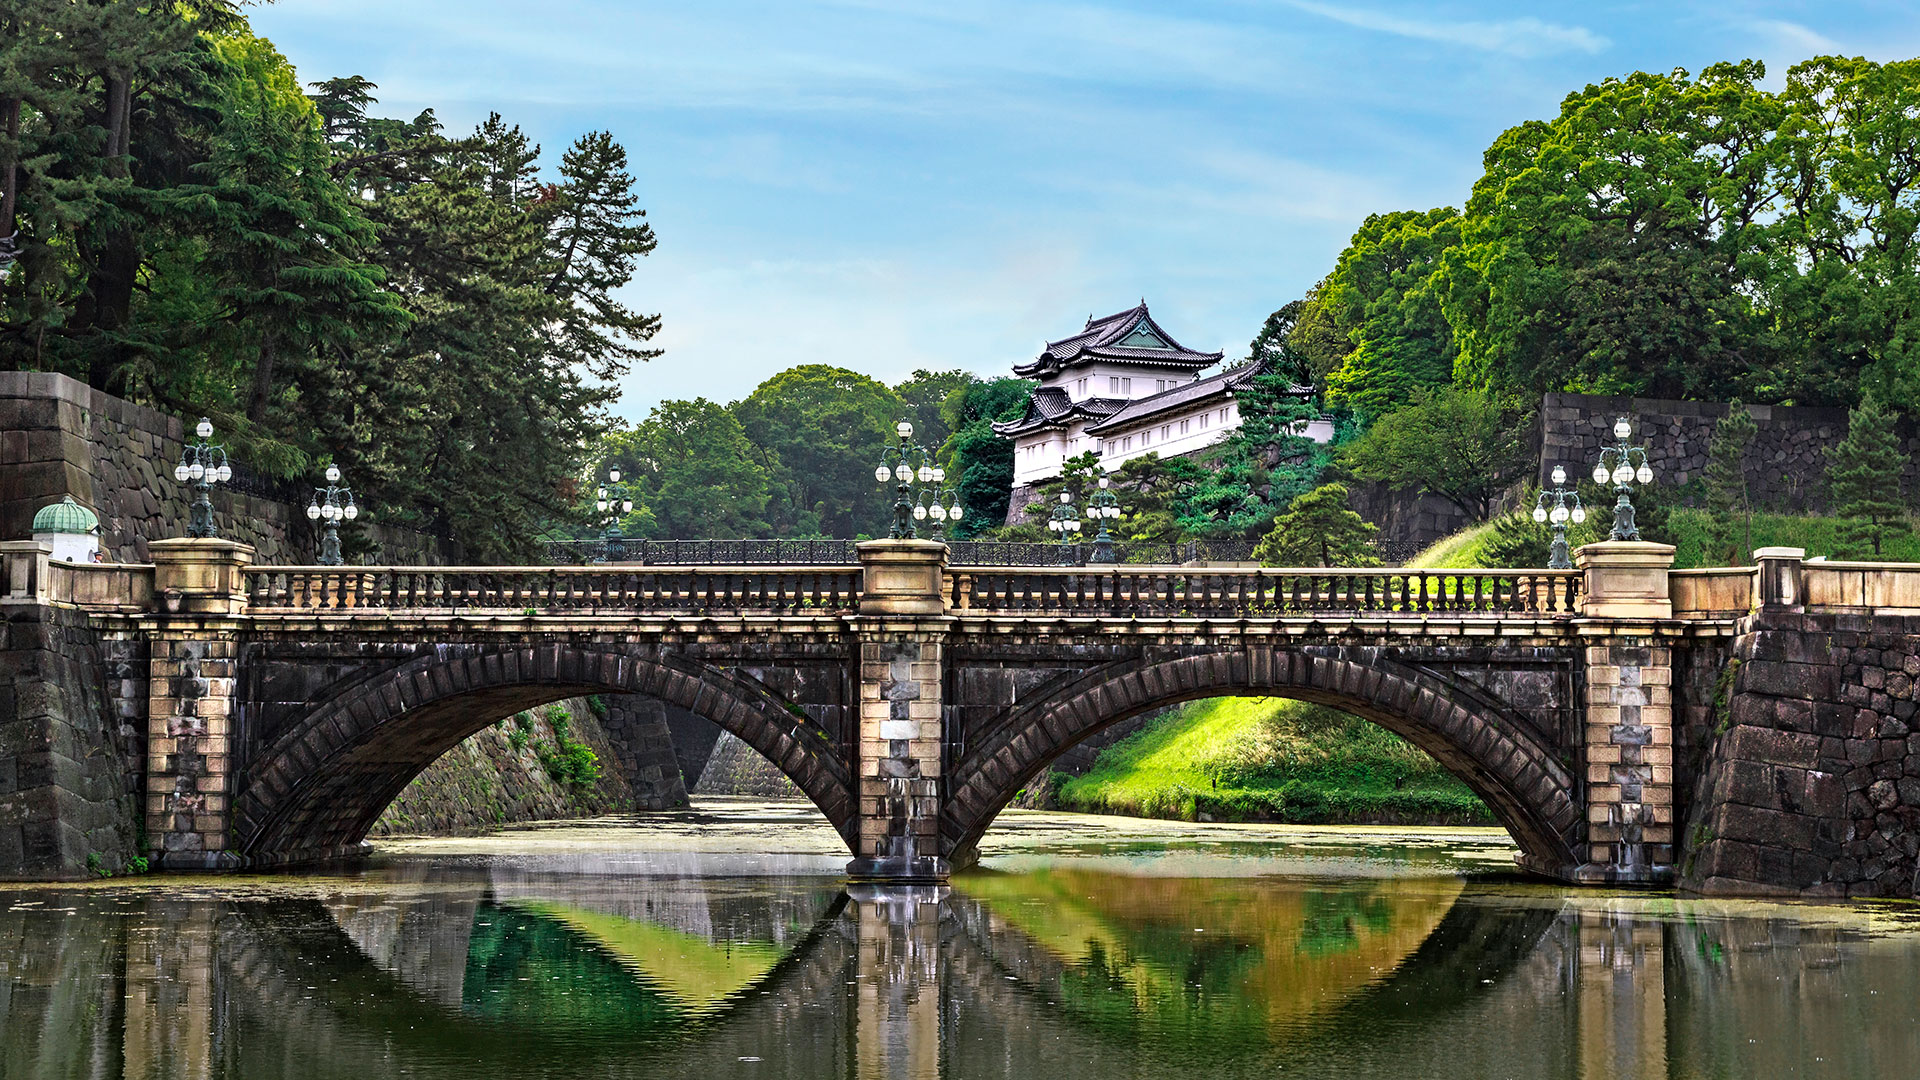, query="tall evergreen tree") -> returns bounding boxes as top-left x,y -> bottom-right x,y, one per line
1253,483 -> 1381,568
1826,392 -> 1910,558
1703,402 -> 1758,564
